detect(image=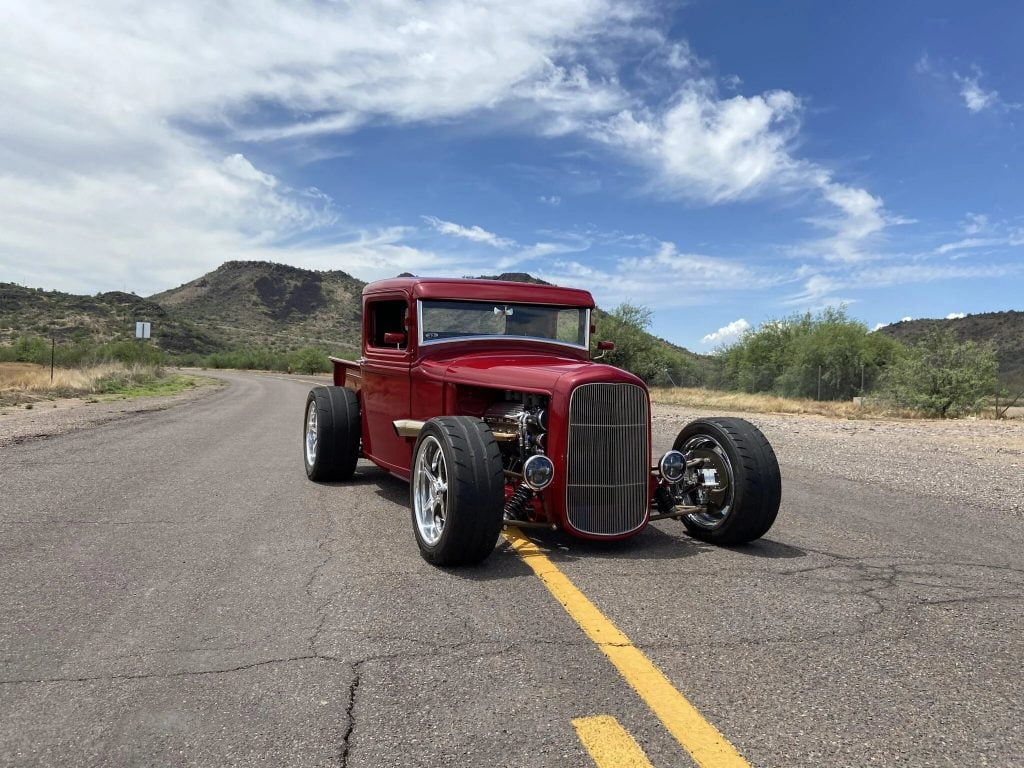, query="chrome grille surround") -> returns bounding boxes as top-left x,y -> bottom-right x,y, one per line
565,382 -> 650,536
